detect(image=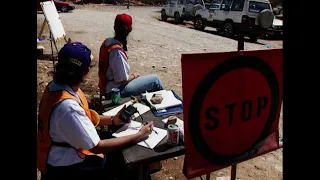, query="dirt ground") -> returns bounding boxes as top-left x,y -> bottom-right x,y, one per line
37,4 -> 283,180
